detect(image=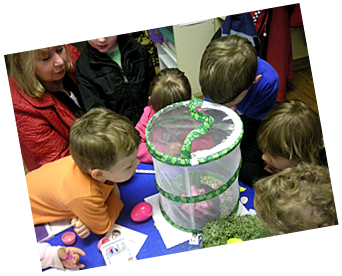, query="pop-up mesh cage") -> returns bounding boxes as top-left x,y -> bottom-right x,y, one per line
146,98 -> 243,232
